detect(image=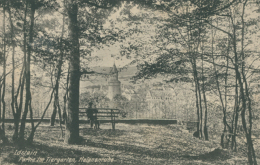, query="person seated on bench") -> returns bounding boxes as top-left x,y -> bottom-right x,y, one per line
86,102 -> 99,129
